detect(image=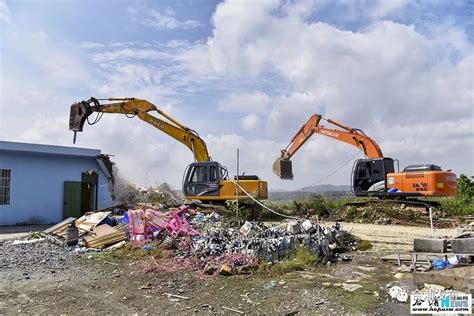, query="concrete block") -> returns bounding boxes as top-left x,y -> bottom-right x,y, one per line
451,238 -> 474,253
413,238 -> 447,253
287,221 -> 301,234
